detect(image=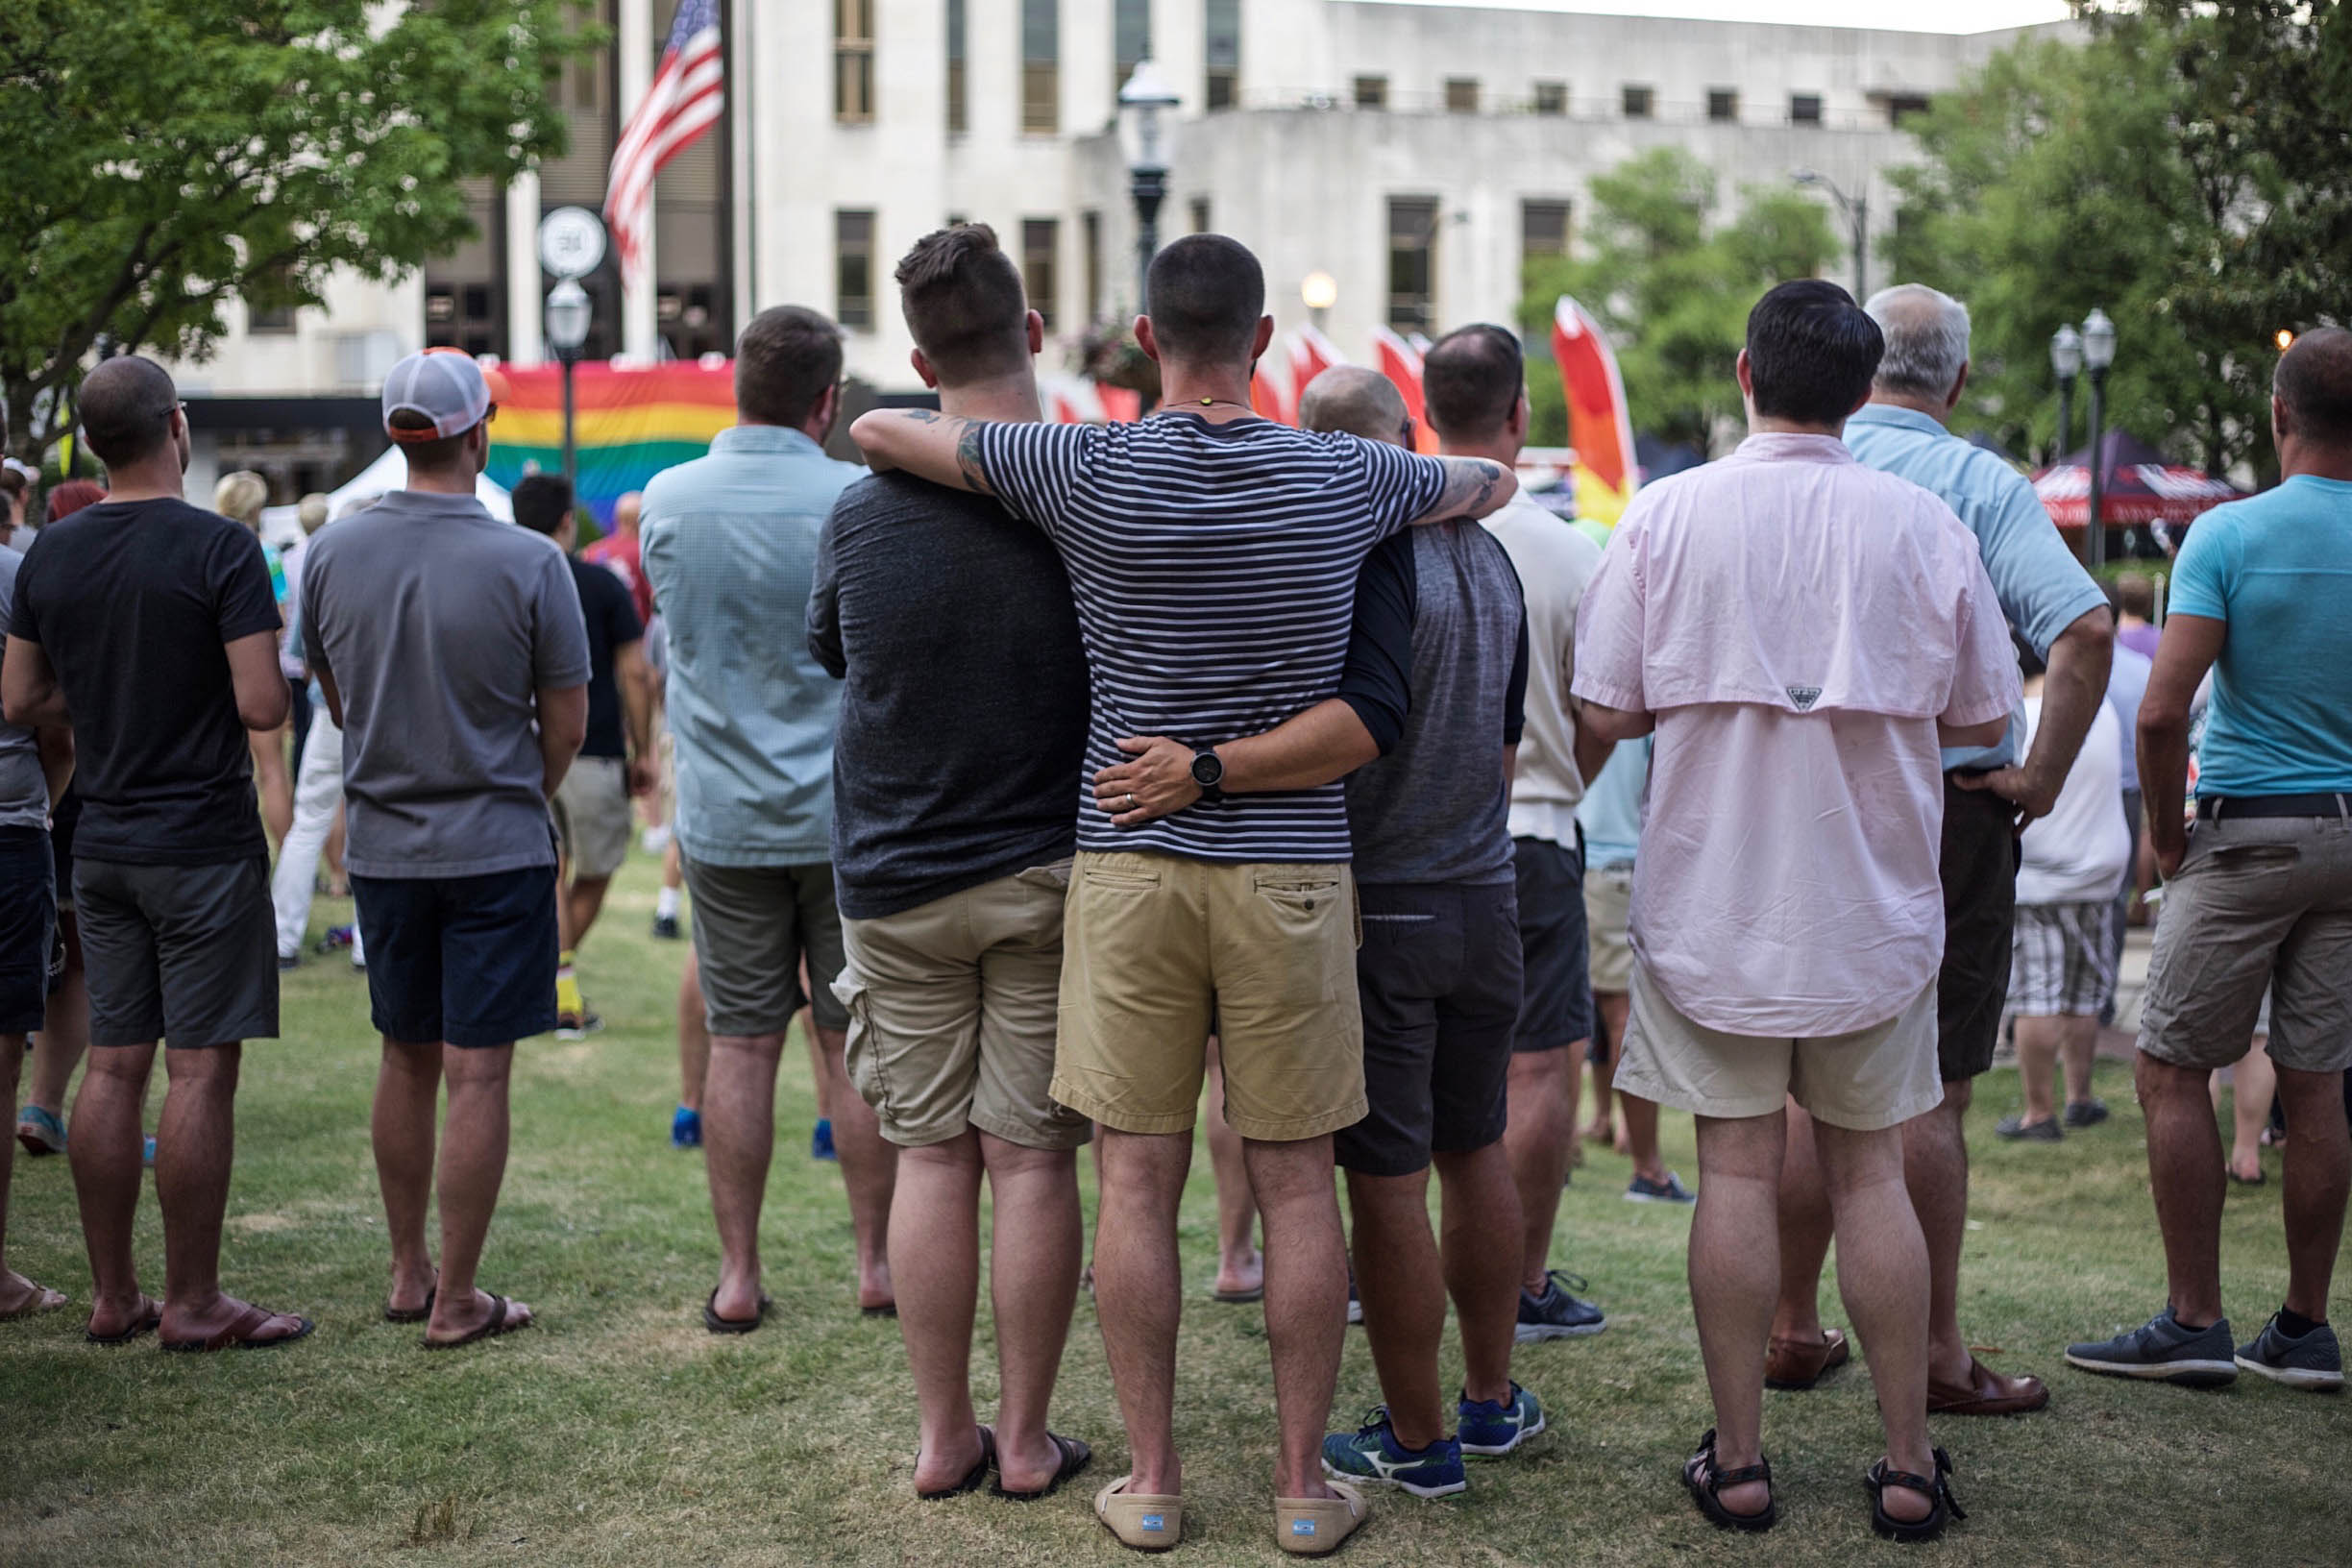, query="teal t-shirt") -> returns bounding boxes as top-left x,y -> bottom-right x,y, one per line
2168,474 -> 2352,796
